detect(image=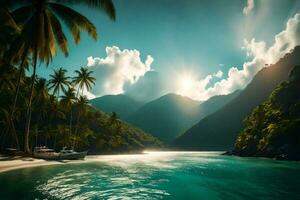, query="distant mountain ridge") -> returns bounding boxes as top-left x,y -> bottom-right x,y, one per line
125,91 -> 240,143
126,93 -> 201,143
90,94 -> 144,119
197,90 -> 241,120
174,46 -> 300,150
